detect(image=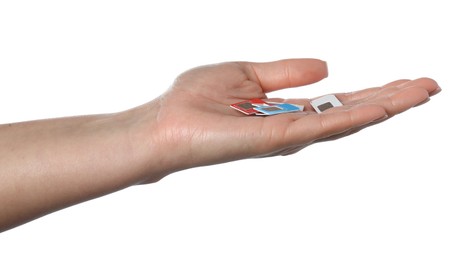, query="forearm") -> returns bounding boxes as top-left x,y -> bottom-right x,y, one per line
0,102 -> 160,232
